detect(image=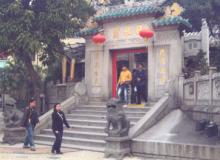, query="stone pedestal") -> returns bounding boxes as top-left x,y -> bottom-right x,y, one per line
105,136 -> 131,160
3,127 -> 25,145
